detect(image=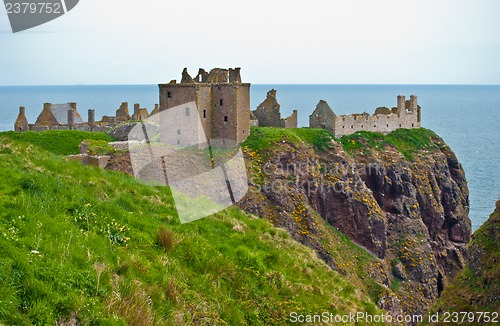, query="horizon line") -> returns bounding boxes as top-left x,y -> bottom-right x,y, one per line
1,83 -> 500,87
